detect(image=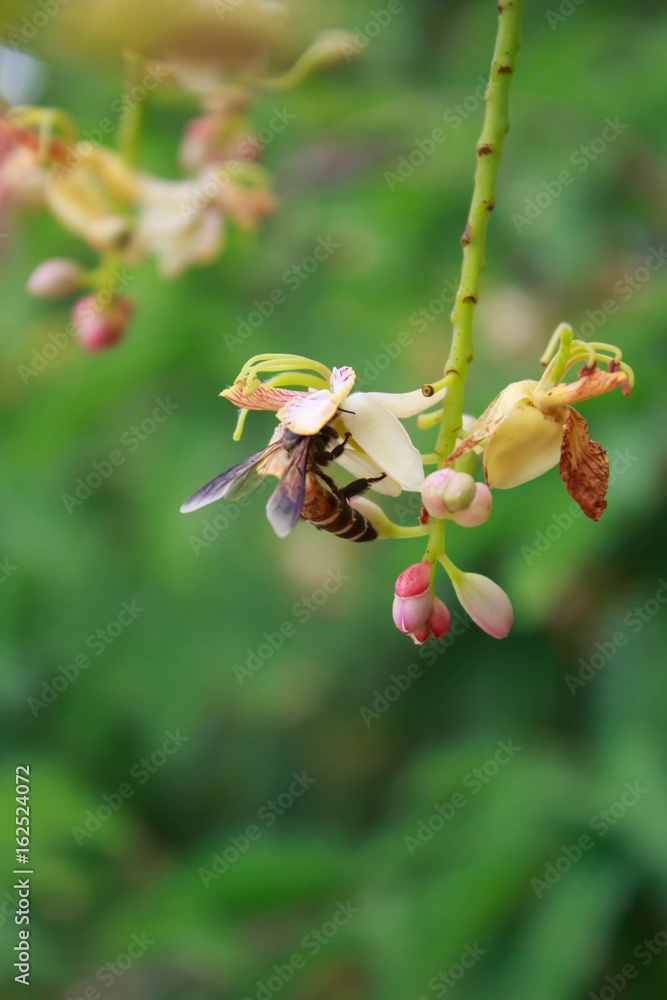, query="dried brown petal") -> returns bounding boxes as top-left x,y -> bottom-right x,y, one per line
559,407 -> 609,521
